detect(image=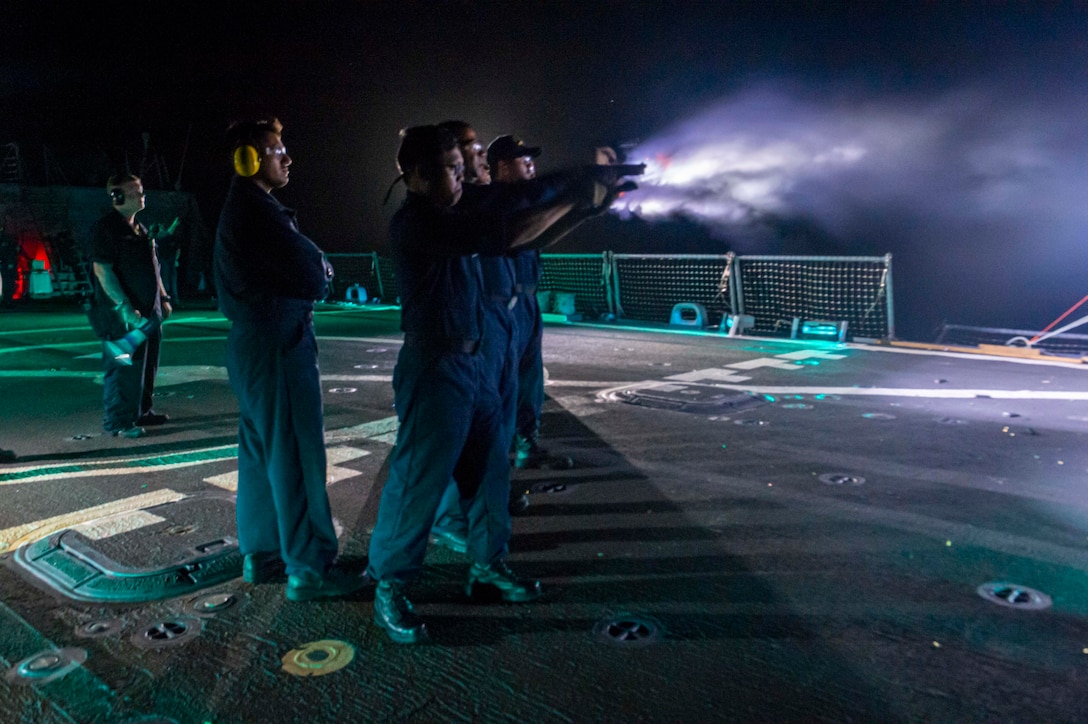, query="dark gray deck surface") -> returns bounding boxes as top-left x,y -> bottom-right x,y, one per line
3,303 -> 1088,722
